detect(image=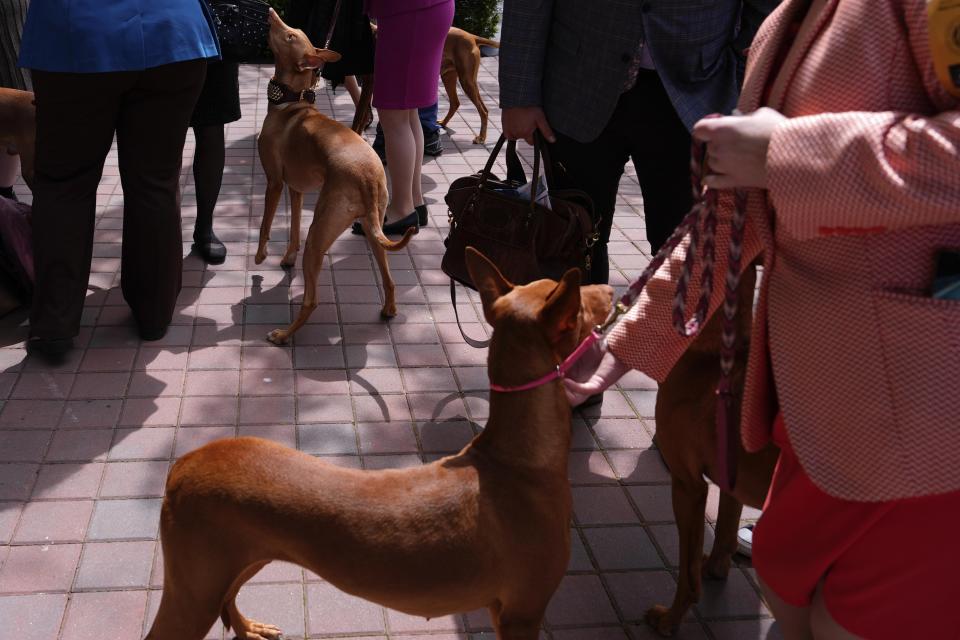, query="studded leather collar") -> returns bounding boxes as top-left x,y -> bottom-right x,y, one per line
267,78 -> 317,106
